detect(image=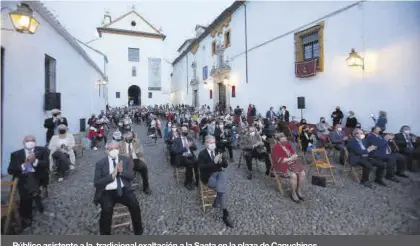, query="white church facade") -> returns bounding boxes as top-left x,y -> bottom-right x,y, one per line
171,1 -> 420,134
90,9 -> 171,107
1,1 -> 106,174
